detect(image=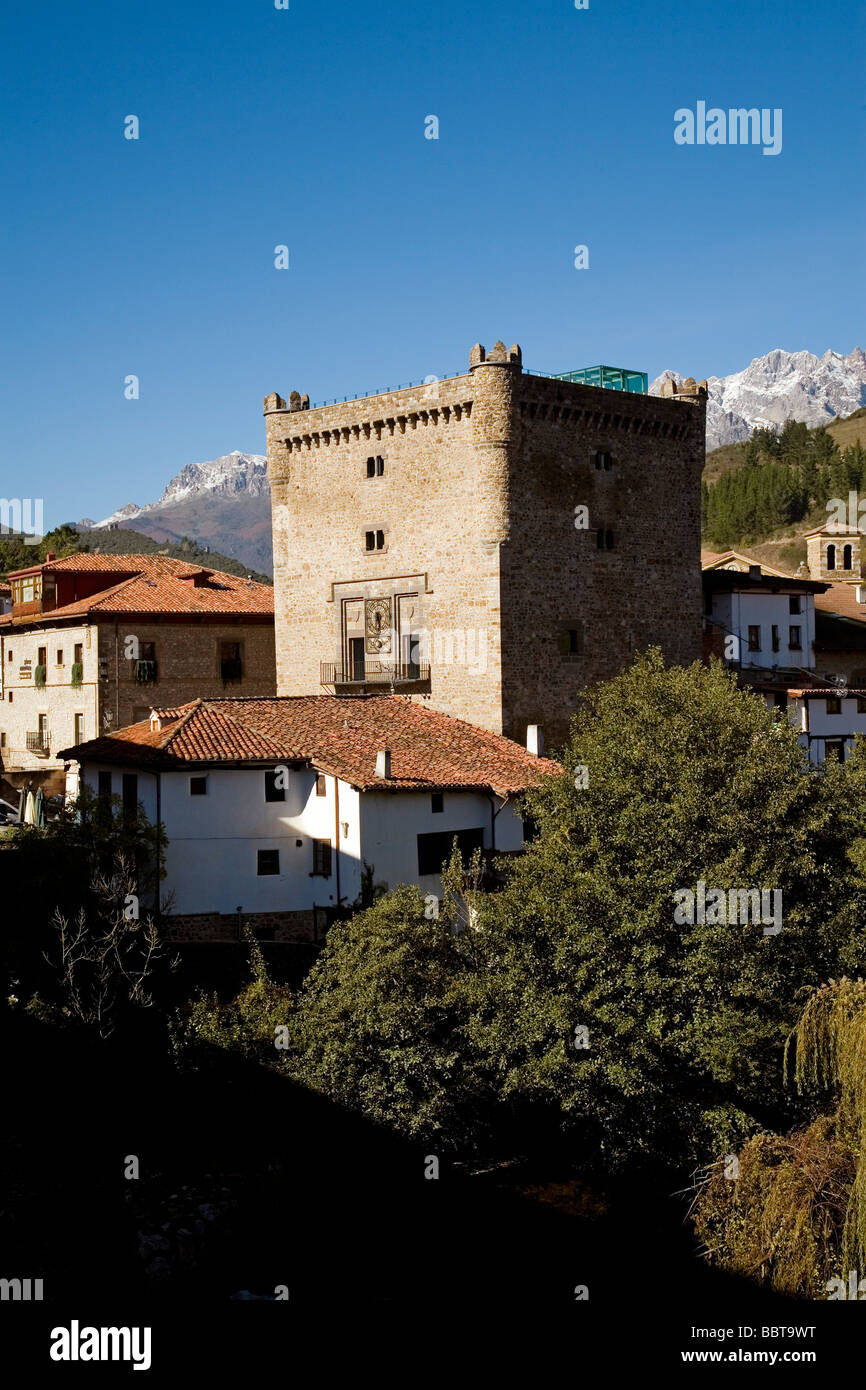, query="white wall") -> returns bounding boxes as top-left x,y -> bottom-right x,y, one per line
711,591 -> 815,669
359,788 -> 525,898
83,763 -> 351,914
794,693 -> 866,765
80,763 -> 527,914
